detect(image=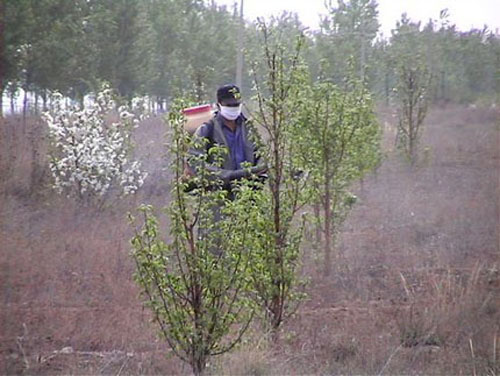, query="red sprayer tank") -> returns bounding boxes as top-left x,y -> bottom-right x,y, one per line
182,104 -> 214,134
